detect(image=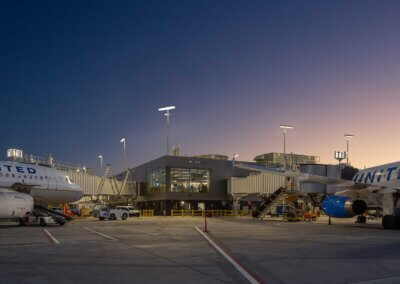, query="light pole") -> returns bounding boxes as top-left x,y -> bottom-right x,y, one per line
158,106 -> 175,155
120,137 -> 126,167
232,153 -> 239,173
98,155 -> 103,171
280,125 -> 293,171
344,134 -> 354,165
